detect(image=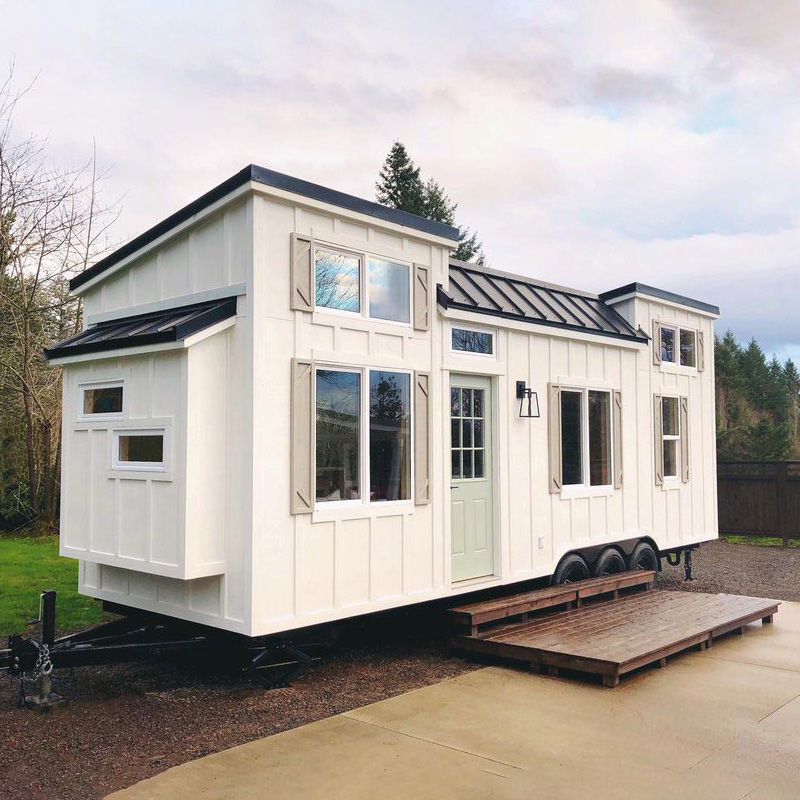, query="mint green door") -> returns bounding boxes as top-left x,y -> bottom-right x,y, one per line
450,375 -> 494,582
